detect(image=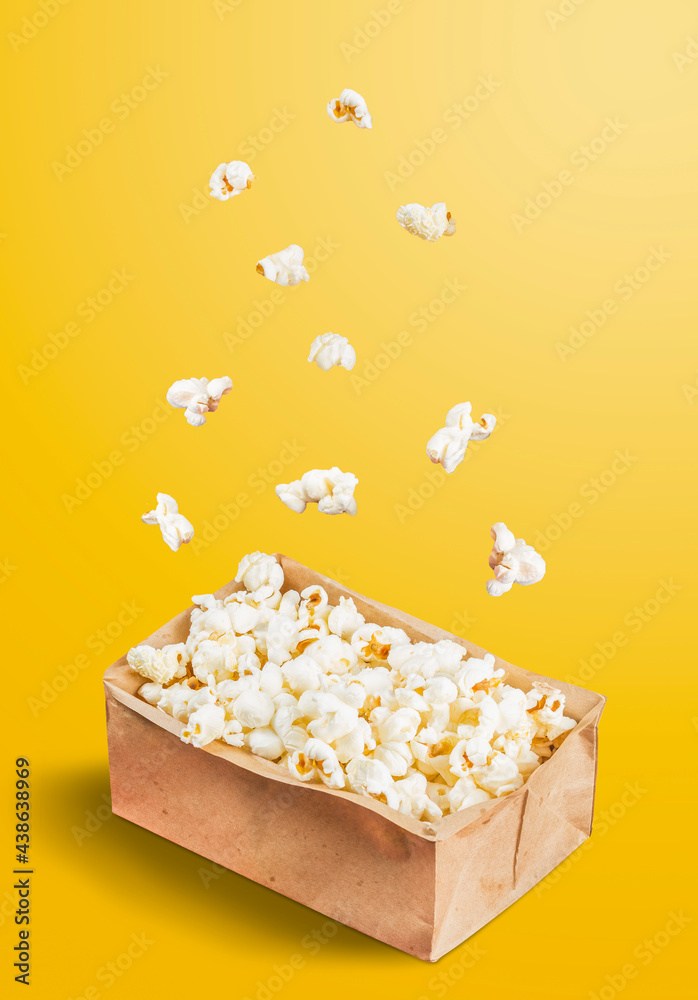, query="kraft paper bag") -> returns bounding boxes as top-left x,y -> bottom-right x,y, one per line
104,555 -> 605,961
